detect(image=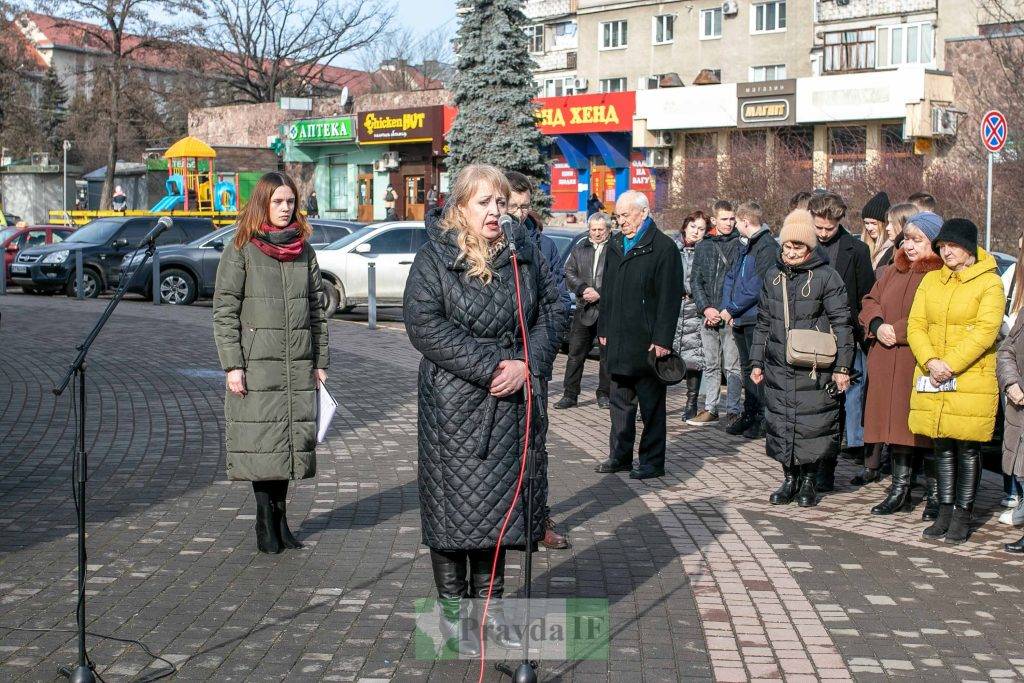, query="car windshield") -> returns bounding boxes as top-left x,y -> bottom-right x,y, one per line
0,227 -> 17,243
325,226 -> 376,250
66,218 -> 124,244
192,225 -> 237,247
